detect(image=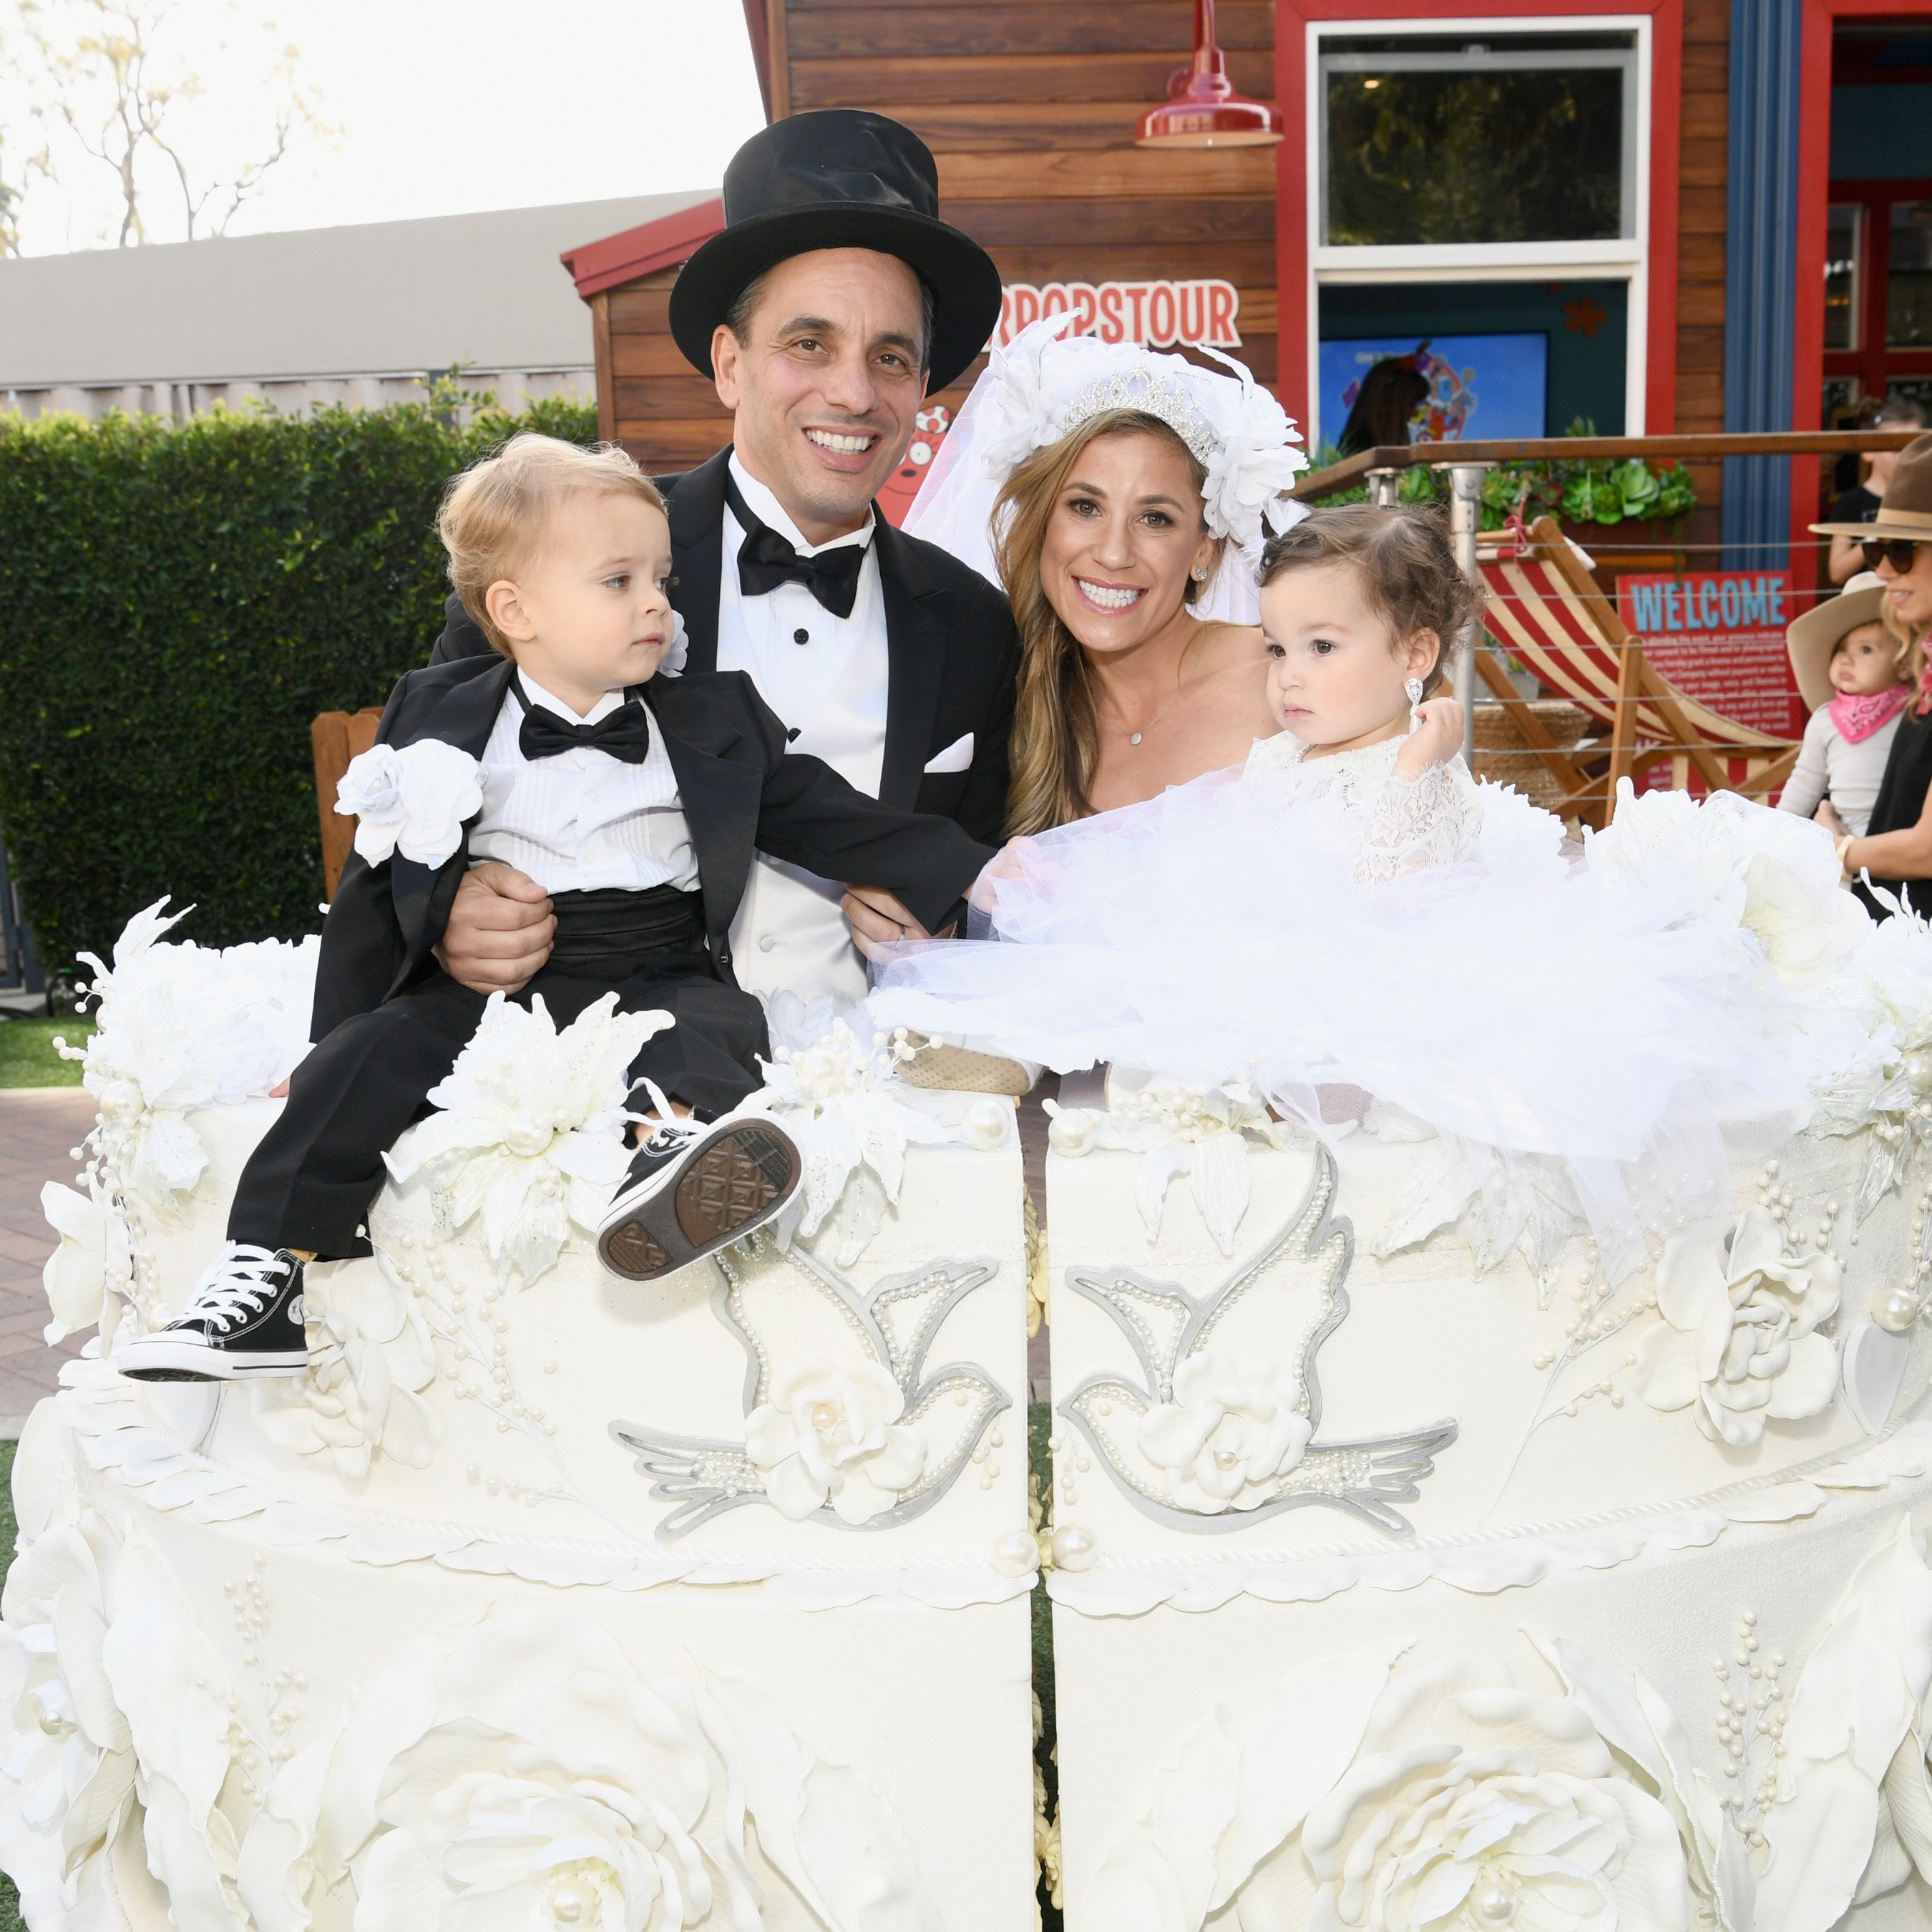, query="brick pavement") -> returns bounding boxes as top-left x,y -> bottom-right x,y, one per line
0,1091 -> 97,1435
